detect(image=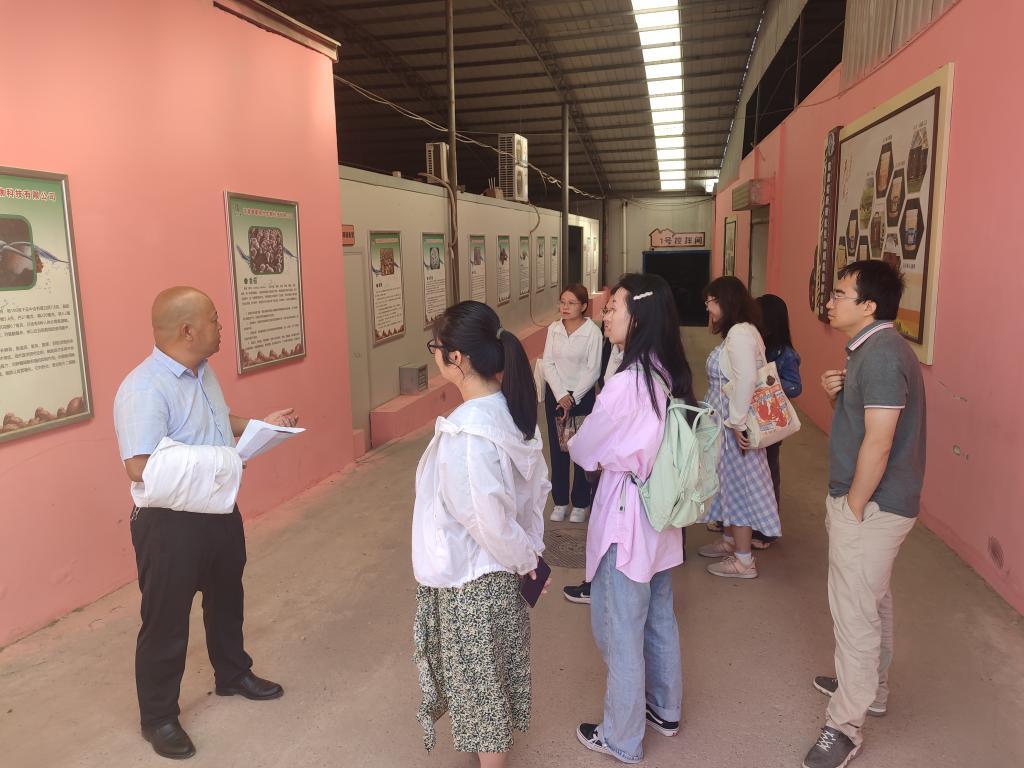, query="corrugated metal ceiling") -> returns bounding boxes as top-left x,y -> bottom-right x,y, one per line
266,0 -> 767,200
